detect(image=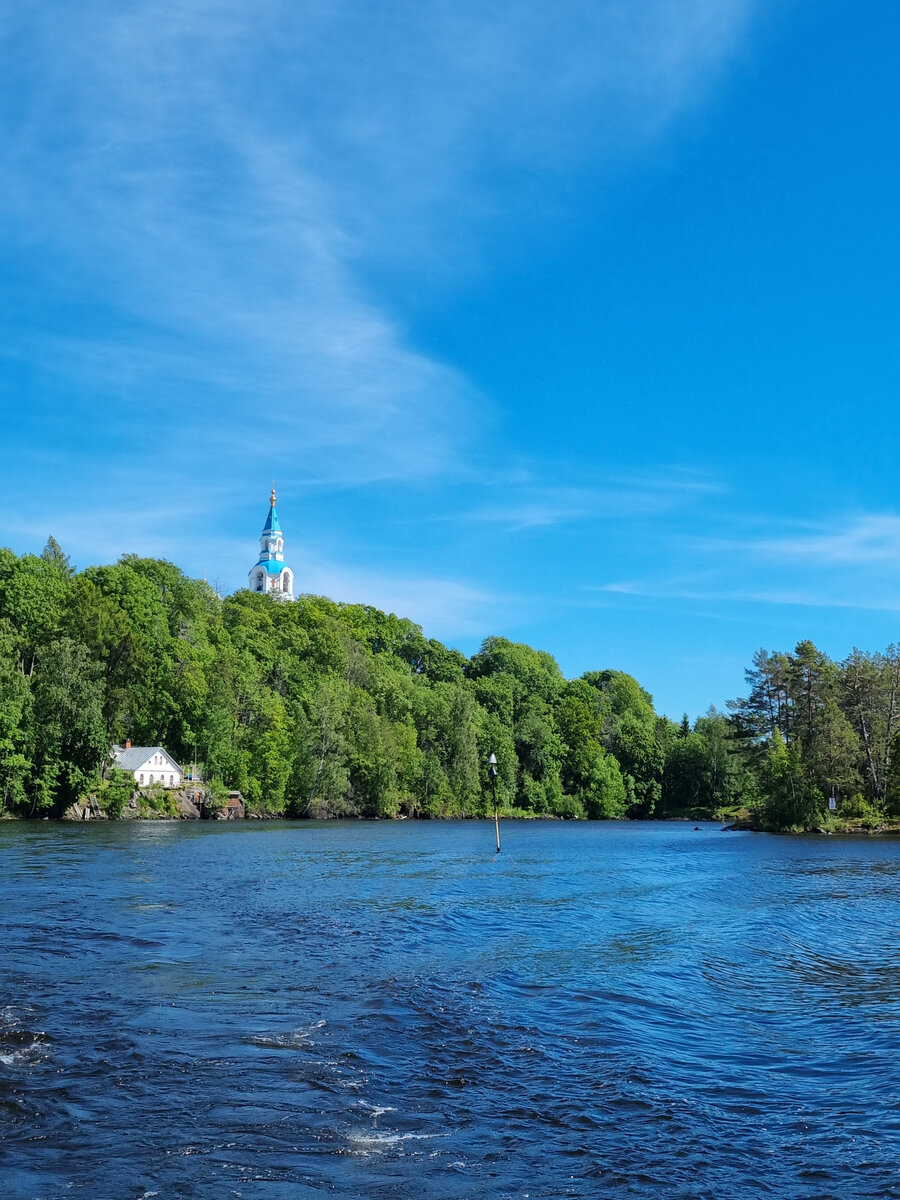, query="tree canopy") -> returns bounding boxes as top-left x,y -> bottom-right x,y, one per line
0,544 -> 675,820
1,543 -> 894,831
